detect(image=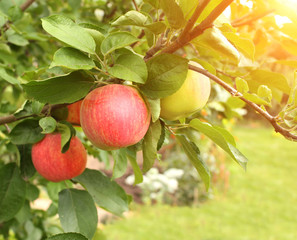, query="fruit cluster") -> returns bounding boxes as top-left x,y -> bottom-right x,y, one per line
31,64 -> 210,182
